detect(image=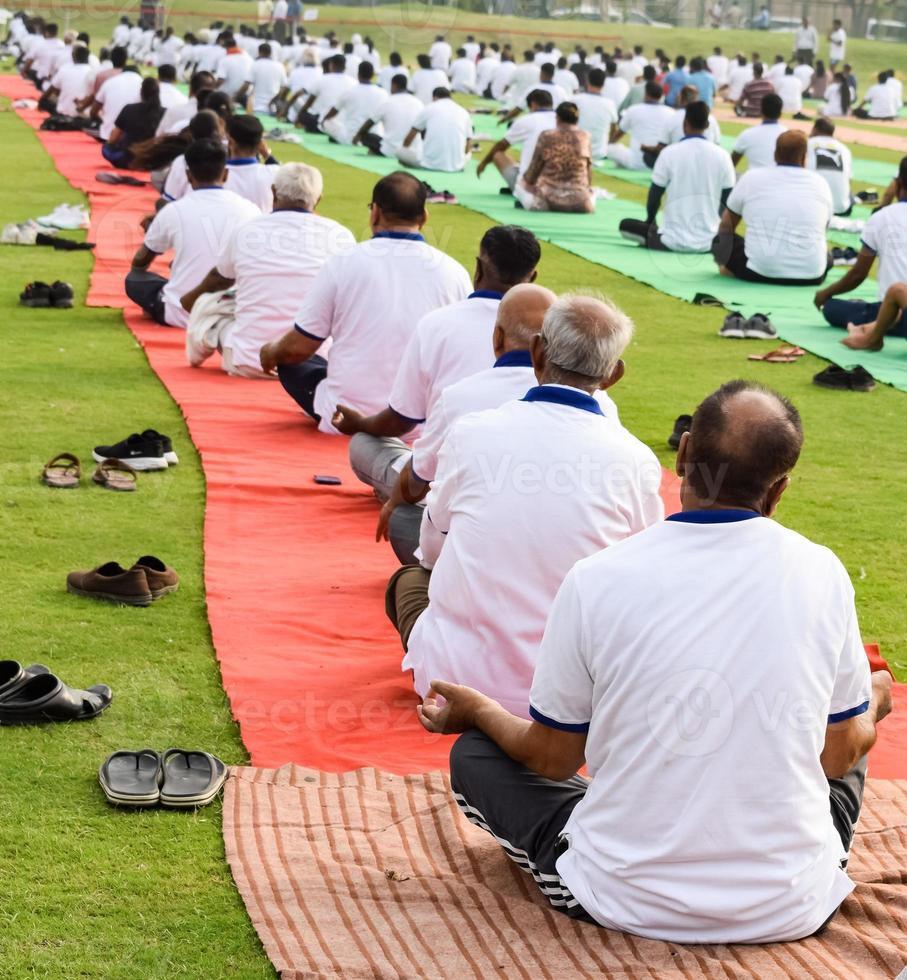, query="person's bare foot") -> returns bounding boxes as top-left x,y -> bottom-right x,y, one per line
842,327 -> 883,351
846,320 -> 877,335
